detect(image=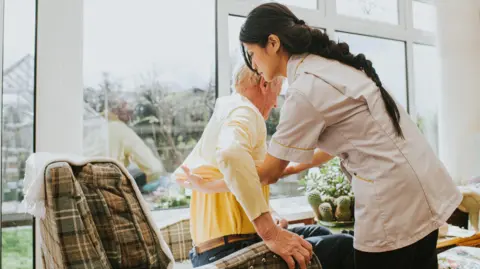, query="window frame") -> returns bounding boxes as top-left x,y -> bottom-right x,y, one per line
218,0 -> 437,117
